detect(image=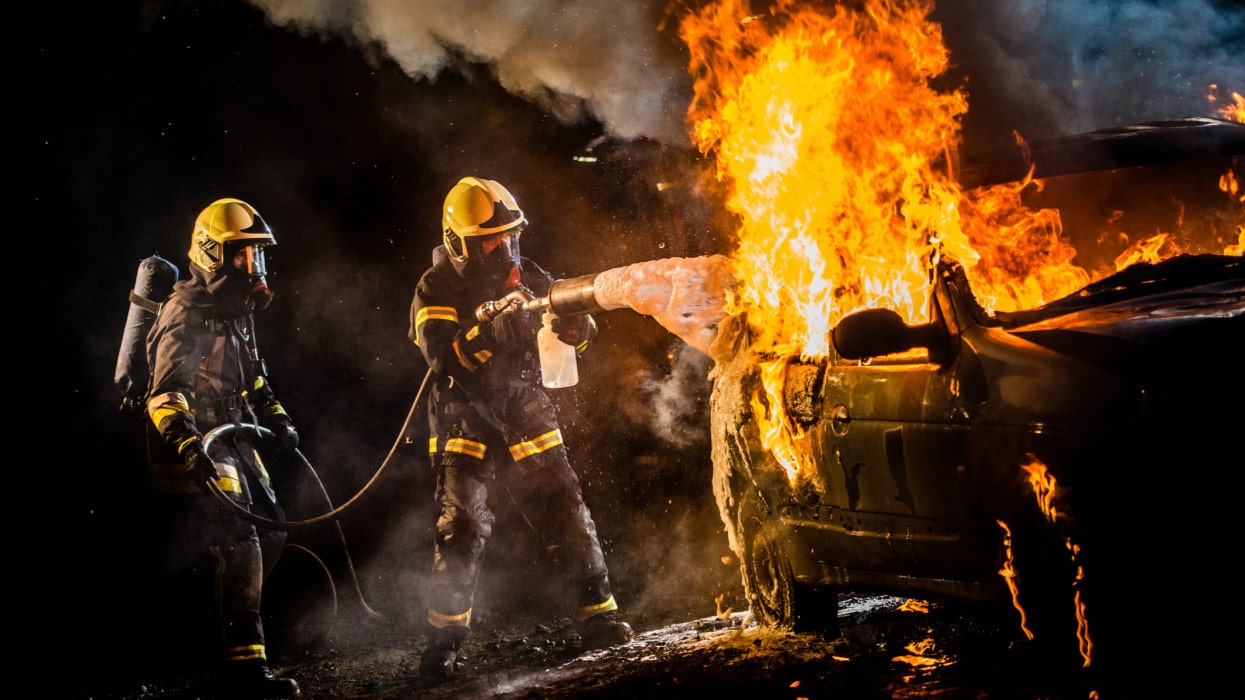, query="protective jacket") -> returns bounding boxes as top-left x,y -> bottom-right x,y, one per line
408,245 -> 618,635
144,263 -> 289,673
